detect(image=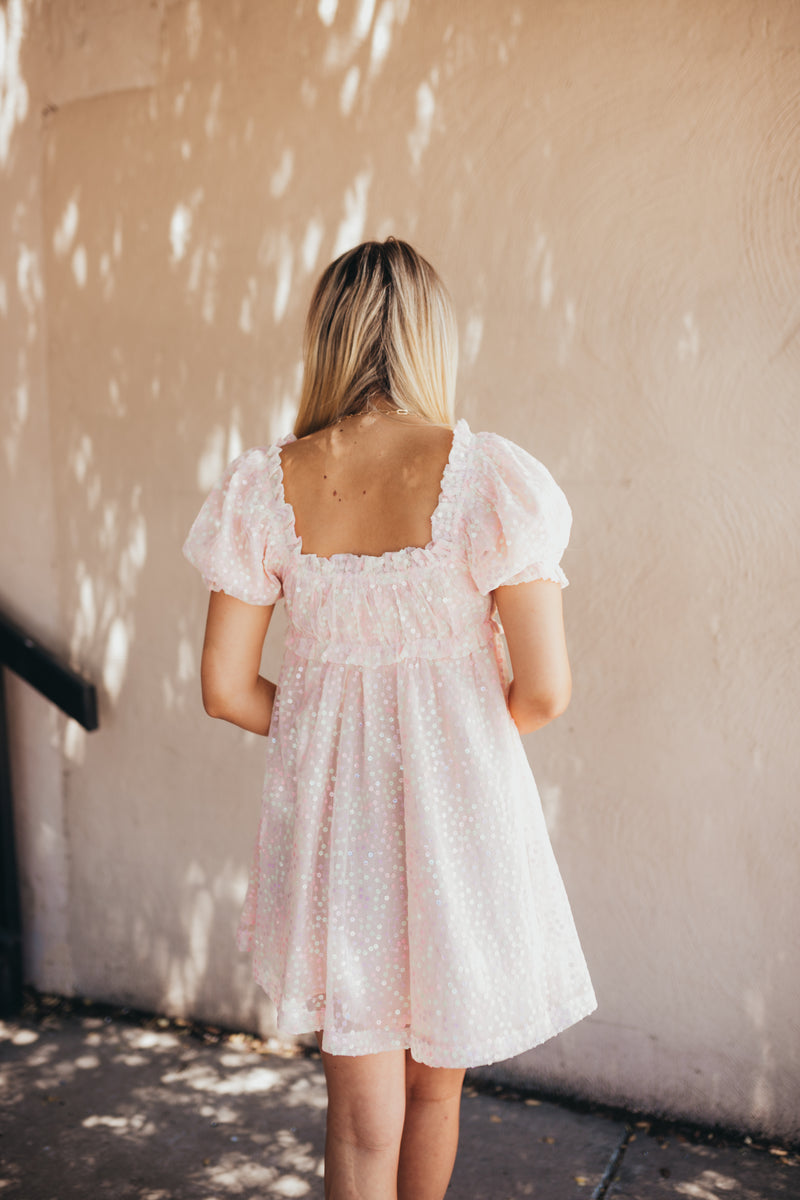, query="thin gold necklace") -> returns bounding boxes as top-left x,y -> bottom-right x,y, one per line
335,404 -> 411,424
